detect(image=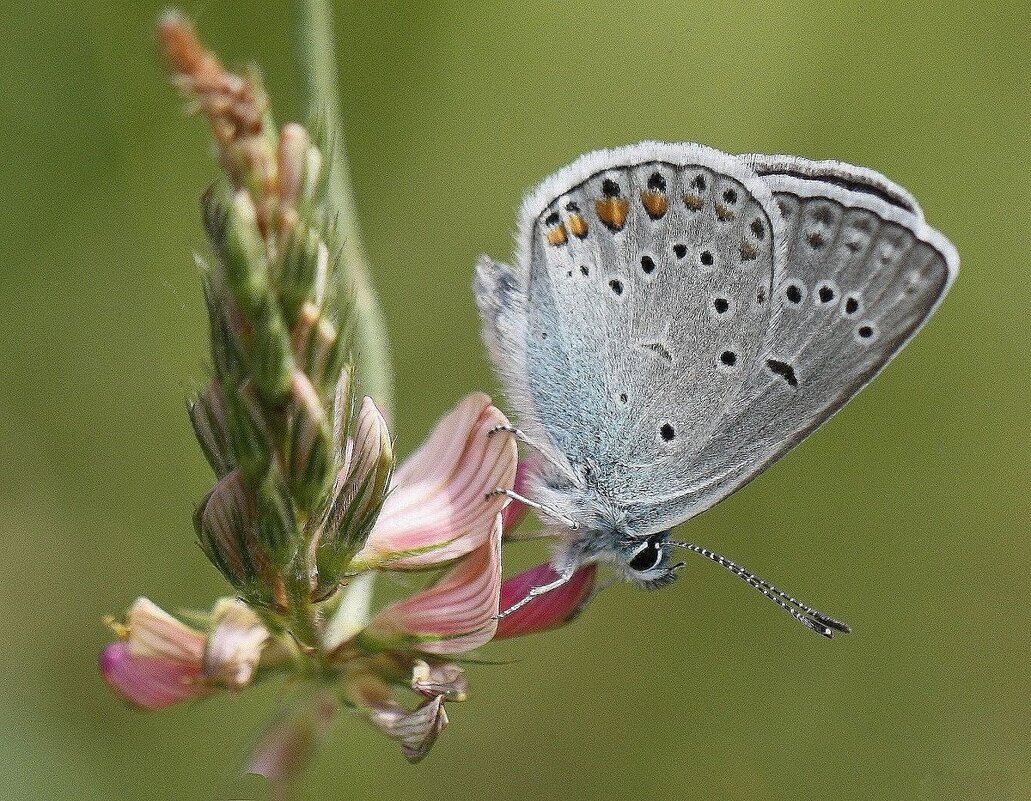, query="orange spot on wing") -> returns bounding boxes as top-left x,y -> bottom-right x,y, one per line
546,224 -> 568,246
683,193 -> 704,211
715,203 -> 736,221
595,197 -> 630,231
567,213 -> 588,239
640,190 -> 668,220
